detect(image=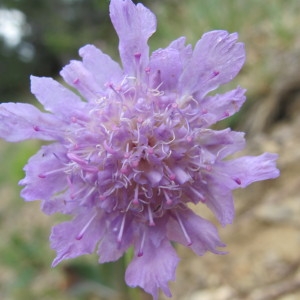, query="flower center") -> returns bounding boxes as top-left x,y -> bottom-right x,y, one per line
63,75 -> 210,227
